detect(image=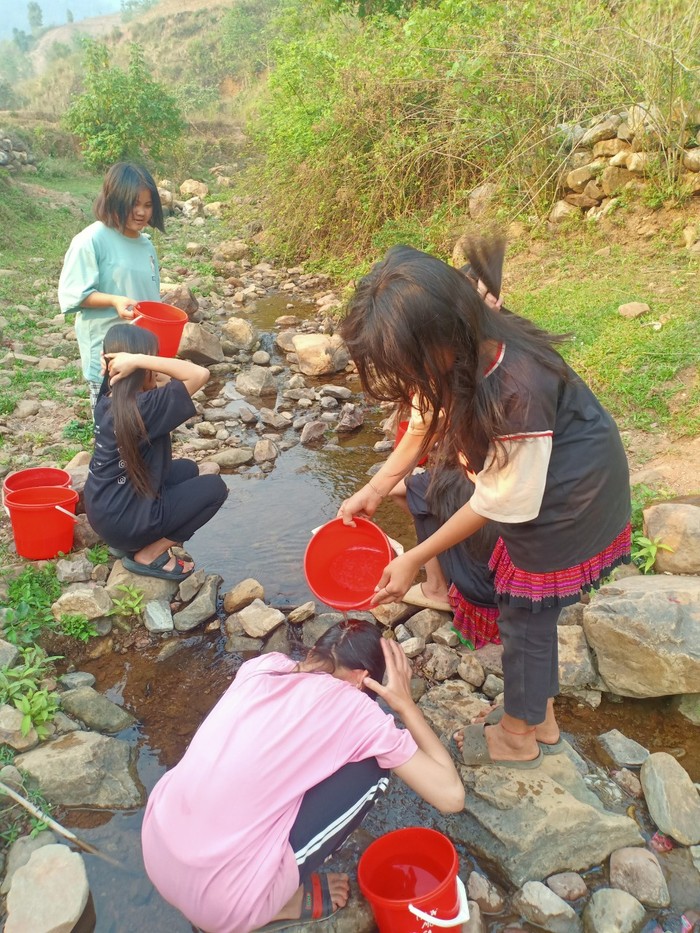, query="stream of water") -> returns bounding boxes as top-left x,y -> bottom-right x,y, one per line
49,295 -> 699,931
